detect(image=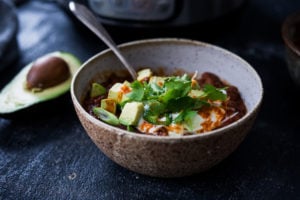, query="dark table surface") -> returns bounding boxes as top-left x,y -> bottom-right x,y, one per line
1,0 -> 300,199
